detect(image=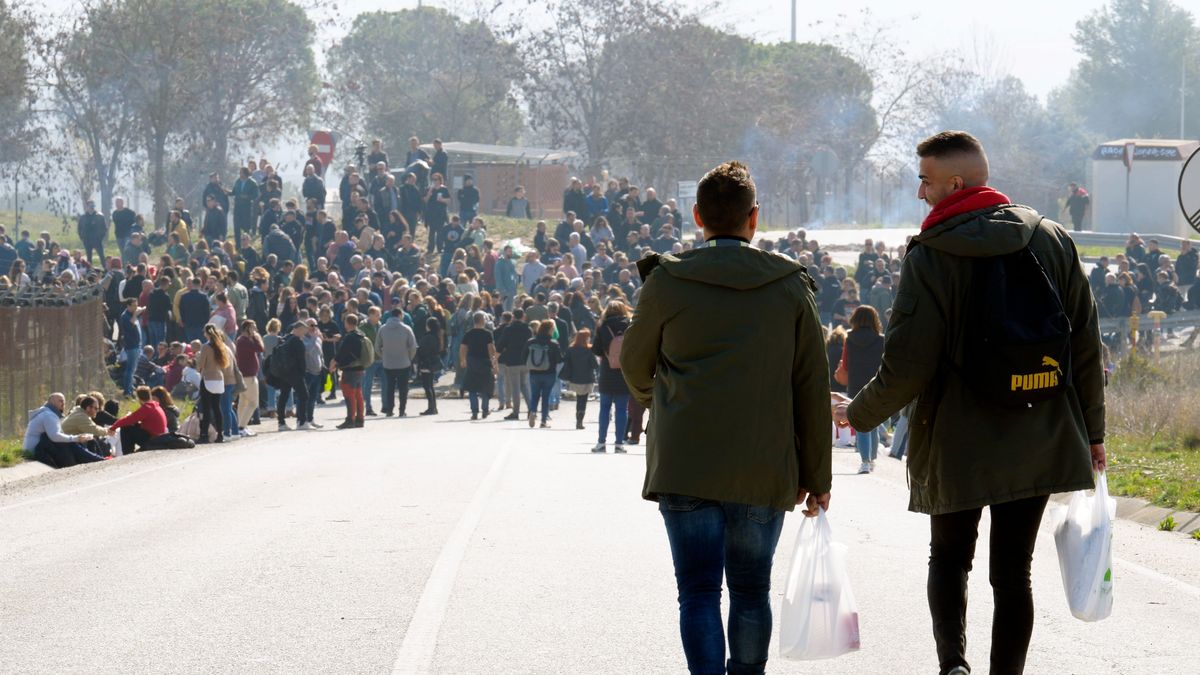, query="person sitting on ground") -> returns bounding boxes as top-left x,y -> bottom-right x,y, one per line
62,394 -> 114,457
23,393 -> 106,468
151,386 -> 182,434
107,386 -> 169,453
